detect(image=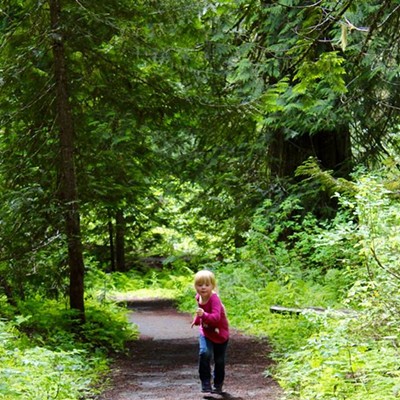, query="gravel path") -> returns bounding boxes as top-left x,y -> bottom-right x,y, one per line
97,298 -> 283,400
